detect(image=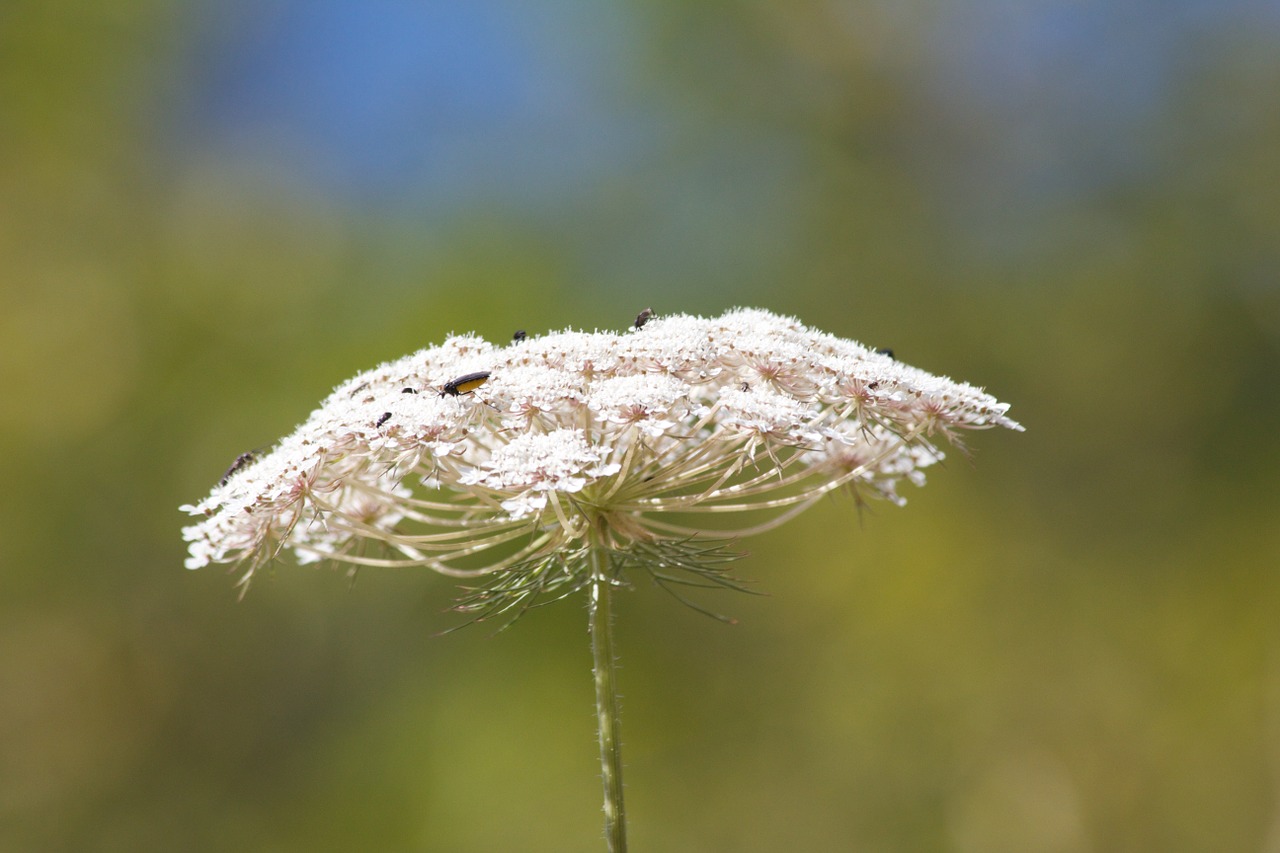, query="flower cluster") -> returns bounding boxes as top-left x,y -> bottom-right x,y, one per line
182,308 -> 1021,606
